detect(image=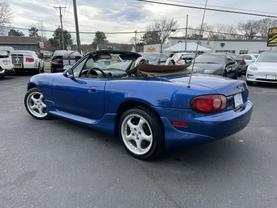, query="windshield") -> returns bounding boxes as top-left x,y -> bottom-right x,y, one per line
95,60 -> 132,71
195,54 -> 225,64
256,53 -> 277,63
85,54 -> 133,72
